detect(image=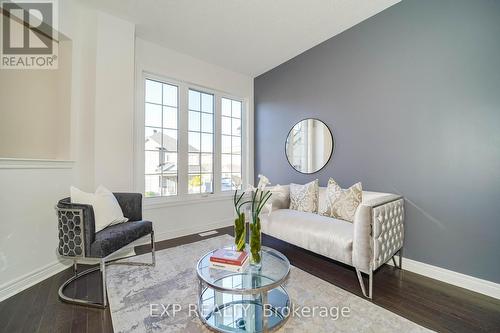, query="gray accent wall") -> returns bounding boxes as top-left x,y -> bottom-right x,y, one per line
254,0 -> 500,283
